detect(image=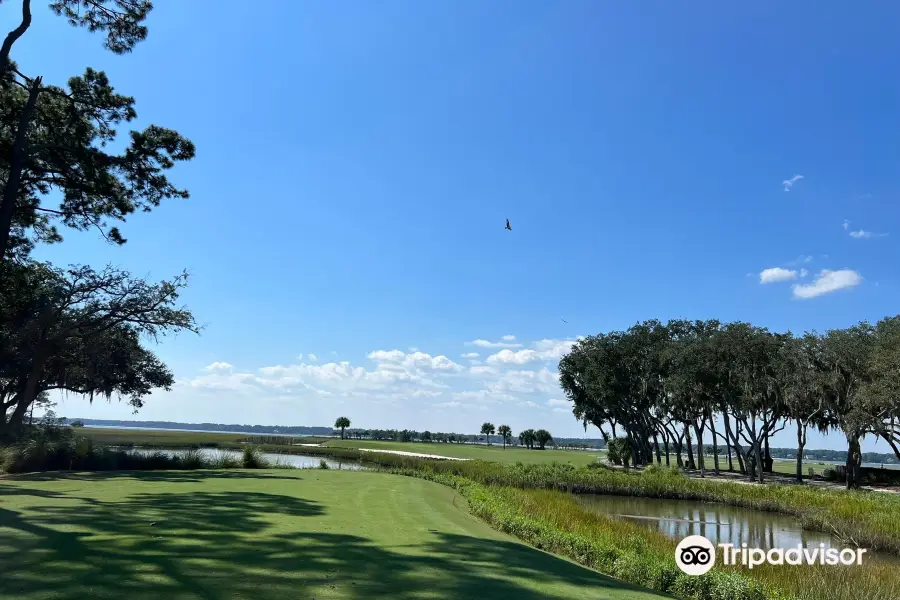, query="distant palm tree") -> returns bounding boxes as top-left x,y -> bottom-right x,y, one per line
519,429 -> 535,449
334,416 -> 351,440
498,425 -> 512,449
480,422 -> 495,445
534,429 -> 553,450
